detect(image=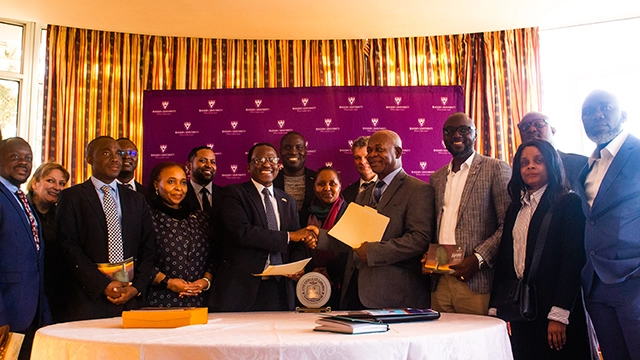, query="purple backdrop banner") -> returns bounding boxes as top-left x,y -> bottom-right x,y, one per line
142,86 -> 463,187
